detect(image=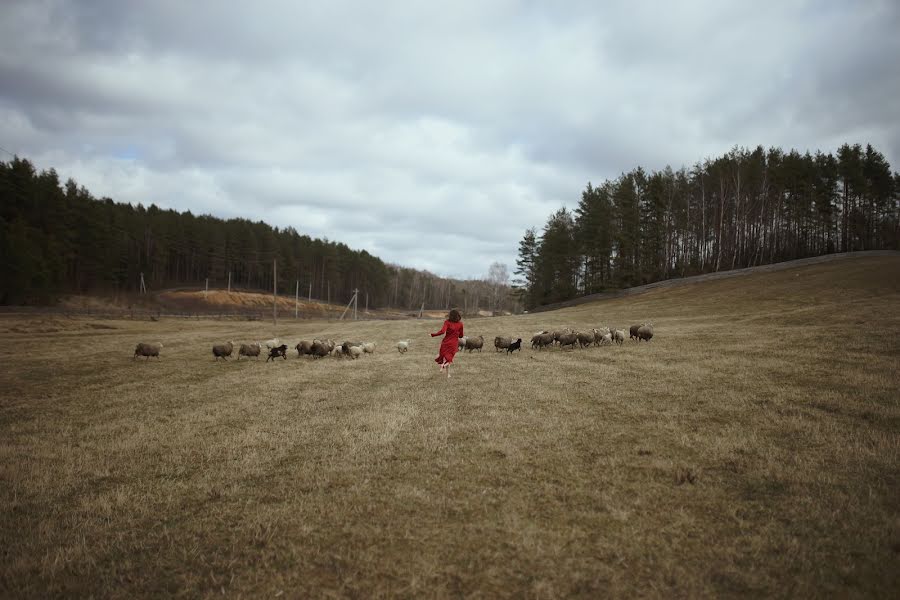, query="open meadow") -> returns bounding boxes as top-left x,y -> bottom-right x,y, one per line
1,254 -> 898,598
